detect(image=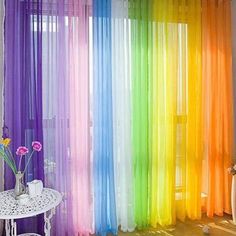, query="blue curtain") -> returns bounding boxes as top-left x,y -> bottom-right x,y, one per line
93,0 -> 117,235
